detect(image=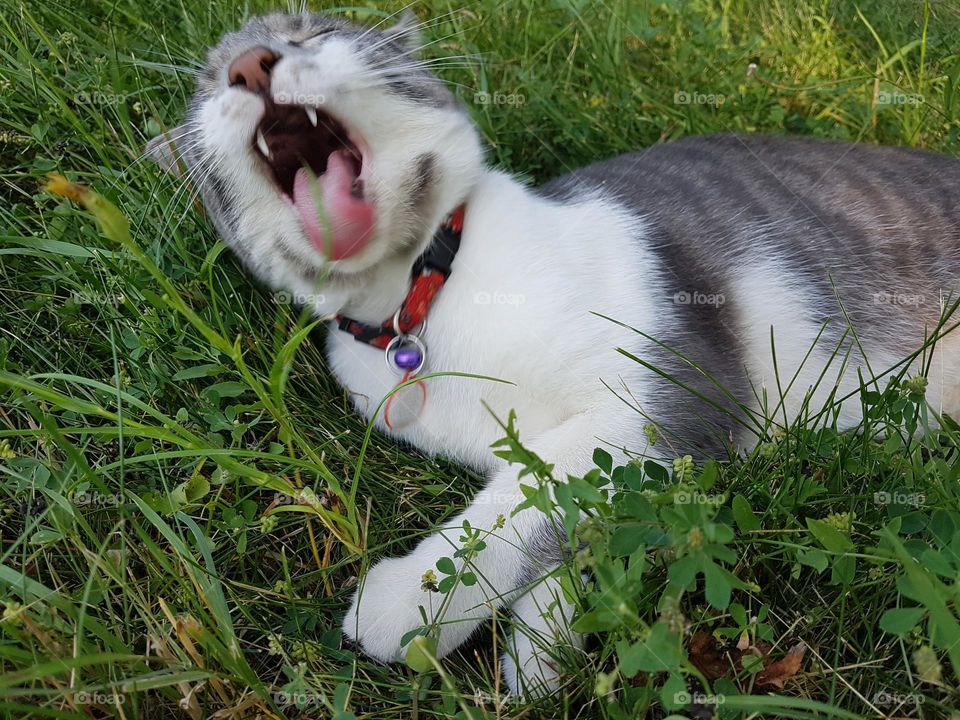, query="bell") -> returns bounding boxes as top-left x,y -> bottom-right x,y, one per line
394,345 -> 423,370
